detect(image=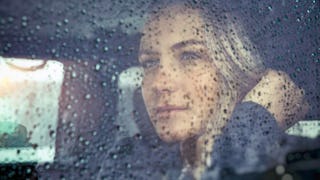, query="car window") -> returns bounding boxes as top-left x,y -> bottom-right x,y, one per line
0,0 -> 319,179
